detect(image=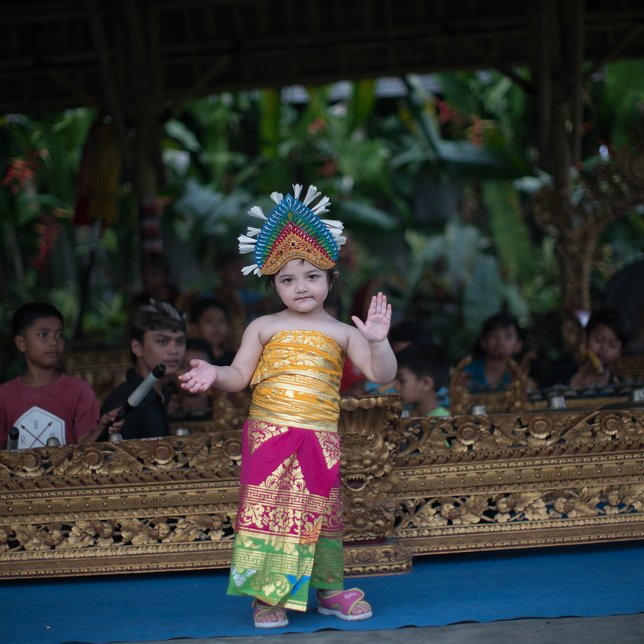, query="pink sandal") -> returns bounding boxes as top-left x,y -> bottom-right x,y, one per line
253,599 -> 289,629
317,588 -> 373,621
